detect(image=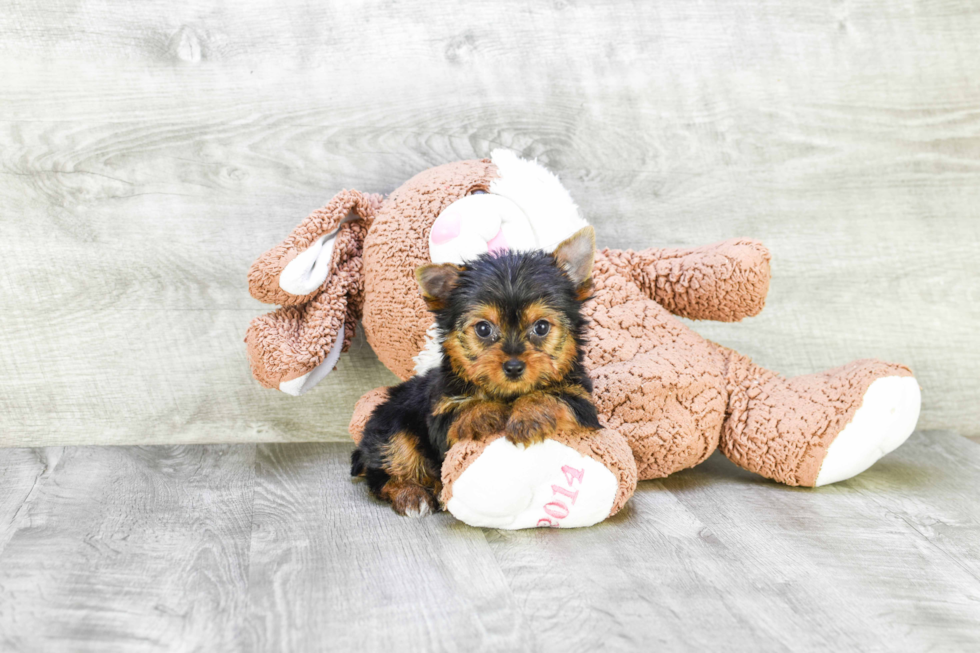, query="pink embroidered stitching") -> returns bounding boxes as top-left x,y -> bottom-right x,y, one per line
537,465 -> 585,528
